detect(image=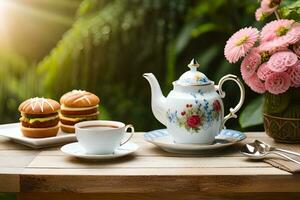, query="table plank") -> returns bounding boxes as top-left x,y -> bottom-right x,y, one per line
0,150 -> 39,168
27,155 -> 270,169
23,167 -> 289,176
0,168 -> 21,192
38,142 -> 244,157
0,150 -> 38,192
17,192 -> 300,200
20,174 -> 300,193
